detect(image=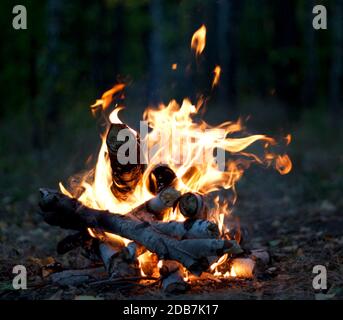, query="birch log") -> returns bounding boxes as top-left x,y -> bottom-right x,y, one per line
178,192 -> 207,220
150,219 -> 219,240
99,242 -> 140,278
39,189 -> 242,275
160,260 -> 188,293
106,123 -> 144,201
130,186 -> 181,220
229,249 -> 270,278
